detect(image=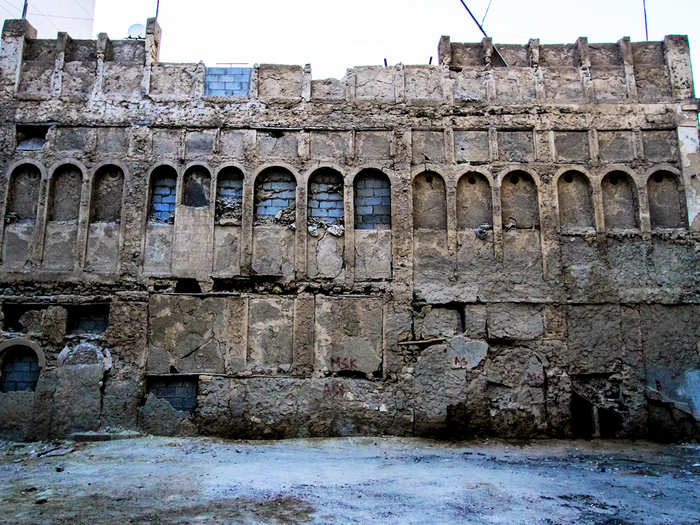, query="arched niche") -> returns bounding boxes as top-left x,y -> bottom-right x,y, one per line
602,170 -> 639,230
354,169 -> 391,230
252,167 -> 297,277
353,168 -> 392,280
213,166 -> 245,276
173,165 -> 214,278
43,164 -> 82,271
557,170 -> 595,229
647,170 -> 687,229
148,165 -> 178,224
254,167 -> 297,226
457,171 -> 492,229
91,165 -> 124,223
412,171 -> 446,230
308,168 -> 344,226
215,166 -> 244,225
3,164 -> 41,271
501,170 -> 539,229
182,165 -> 211,207
48,164 -> 82,222
144,165 -> 178,274
6,163 -> 41,223
307,168 -> 345,279
86,165 -> 125,274
0,344 -> 42,392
